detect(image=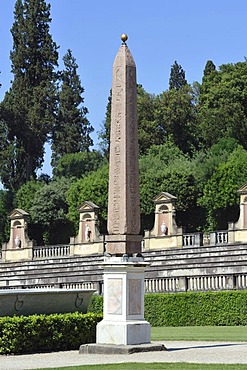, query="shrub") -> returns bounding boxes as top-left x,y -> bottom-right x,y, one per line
89,291 -> 247,327
144,291 -> 247,327
0,312 -> 102,355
